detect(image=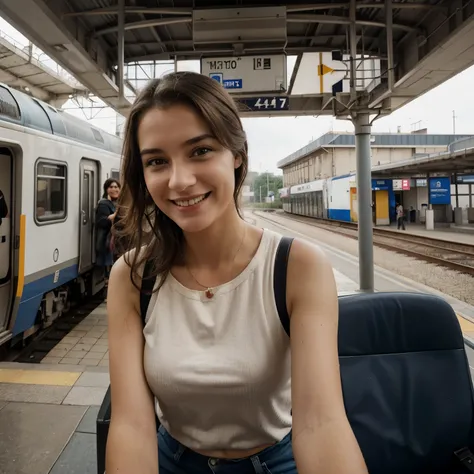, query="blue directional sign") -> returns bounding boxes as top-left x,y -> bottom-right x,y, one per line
223,79 -> 242,89
429,177 -> 451,205
209,74 -> 242,90
371,179 -> 391,191
209,73 -> 223,84
238,97 -> 289,111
